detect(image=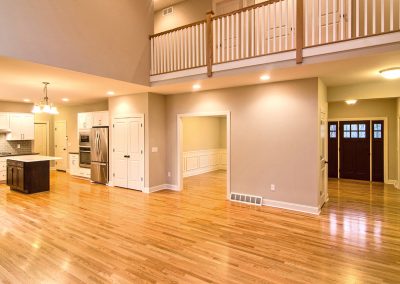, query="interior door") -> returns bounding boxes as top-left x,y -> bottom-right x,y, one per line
54,121 -> 67,171
372,120 -> 384,182
34,123 -> 48,156
340,121 -> 370,181
319,111 -> 328,205
328,121 -> 338,178
127,118 -> 144,190
112,119 -> 129,188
